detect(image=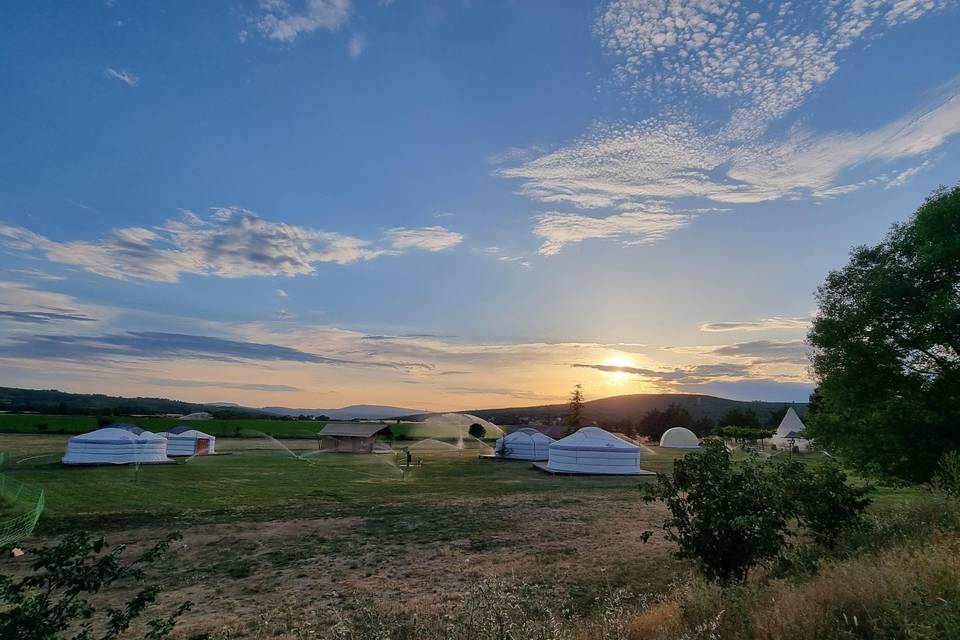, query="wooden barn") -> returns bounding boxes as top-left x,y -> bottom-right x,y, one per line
317,422 -> 392,453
